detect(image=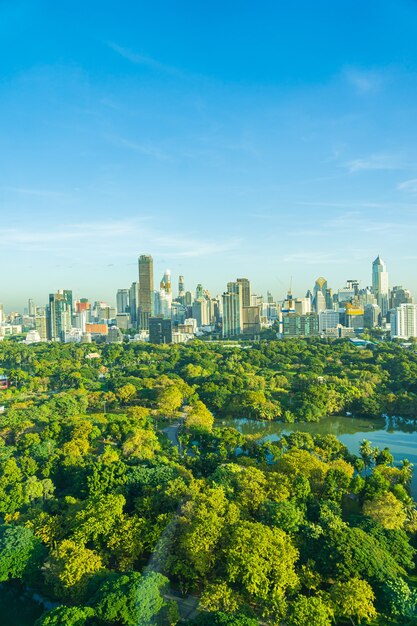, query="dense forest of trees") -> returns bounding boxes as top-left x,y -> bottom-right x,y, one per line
0,338 -> 417,624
